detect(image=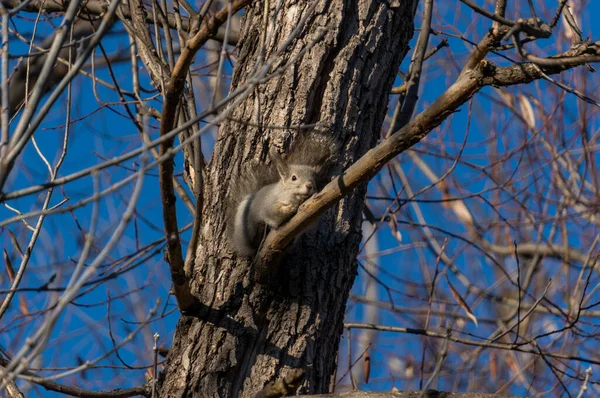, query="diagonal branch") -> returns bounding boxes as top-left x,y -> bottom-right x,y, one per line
256,36 -> 600,269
